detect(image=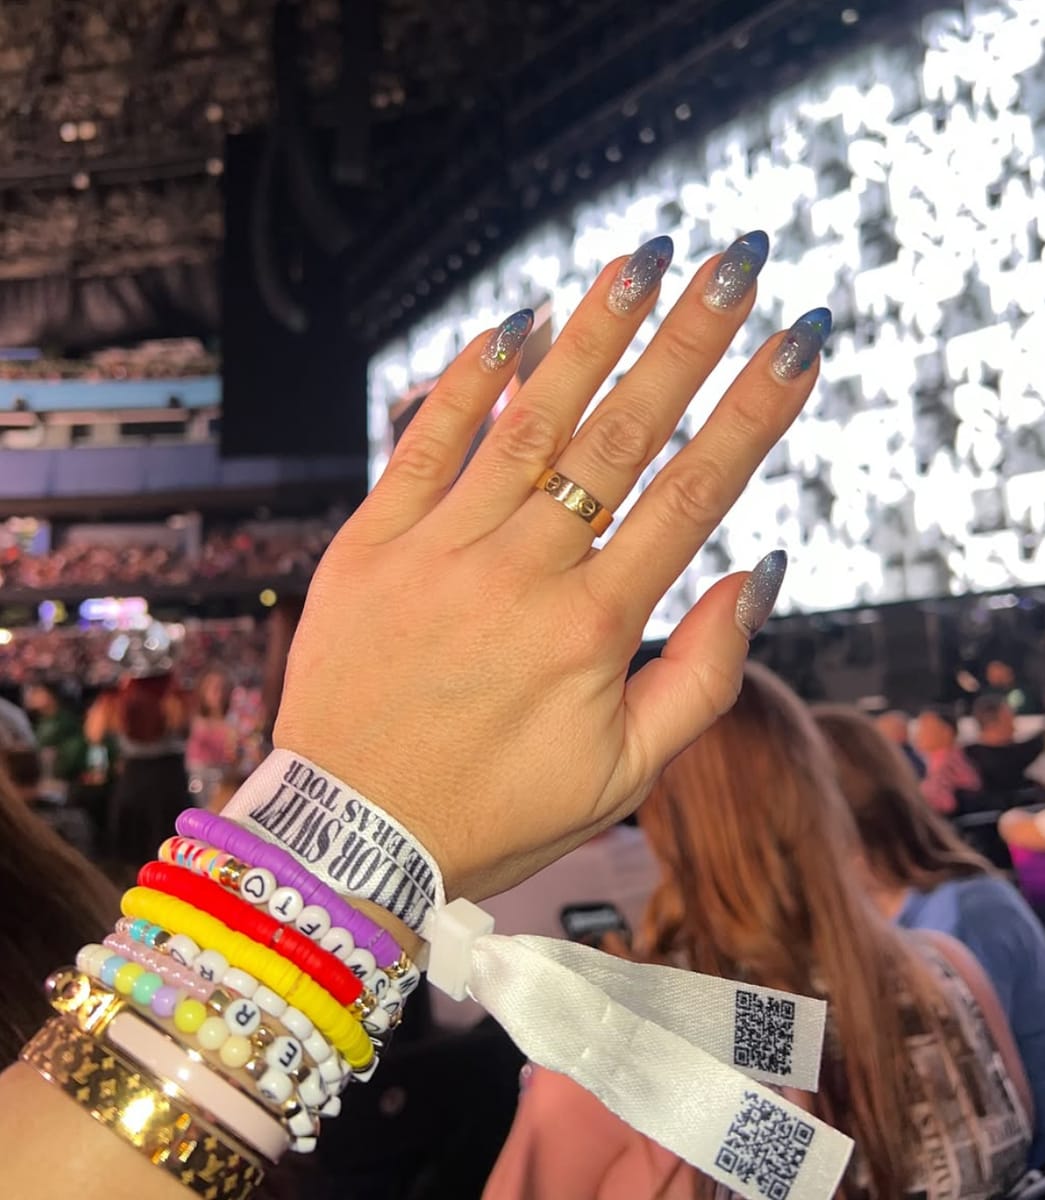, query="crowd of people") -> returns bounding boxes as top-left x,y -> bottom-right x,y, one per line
0,522 -> 336,593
